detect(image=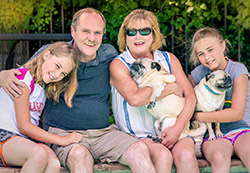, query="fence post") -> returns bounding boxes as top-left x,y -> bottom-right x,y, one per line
238,29 -> 241,62
1,42 -> 4,70
171,4 -> 174,54
185,5 -> 188,75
